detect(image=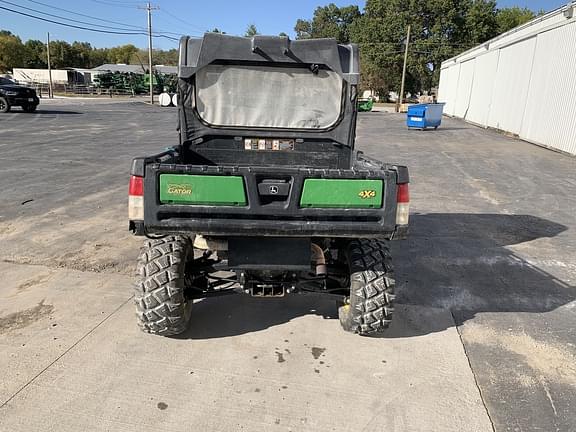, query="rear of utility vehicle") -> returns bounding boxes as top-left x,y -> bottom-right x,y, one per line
129,33 -> 409,337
